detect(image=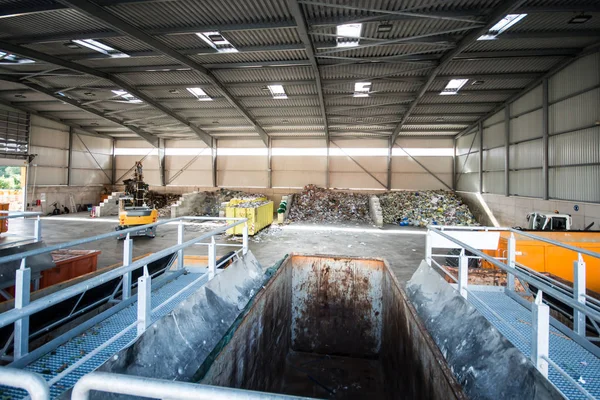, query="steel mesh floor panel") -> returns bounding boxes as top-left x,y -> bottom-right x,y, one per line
468,289 -> 600,400
1,271 -> 207,399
